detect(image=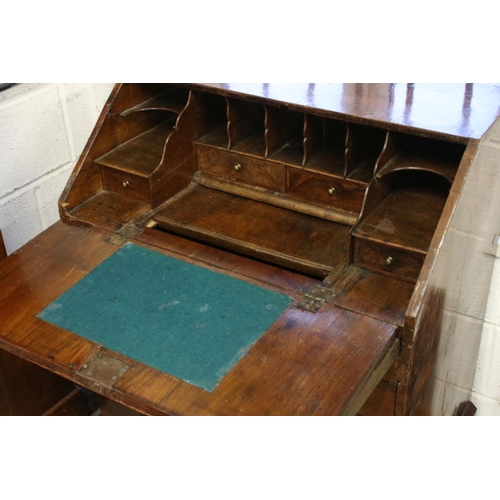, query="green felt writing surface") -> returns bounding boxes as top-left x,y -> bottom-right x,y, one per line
38,243 -> 293,391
